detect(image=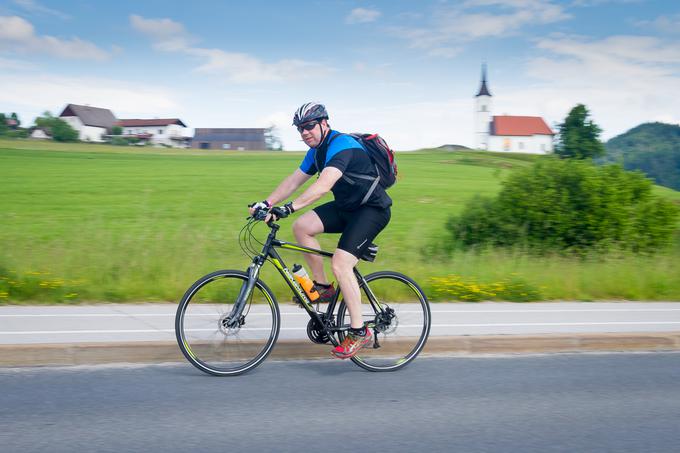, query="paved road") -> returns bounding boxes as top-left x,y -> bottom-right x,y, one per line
1,302 -> 679,344
1,352 -> 679,452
